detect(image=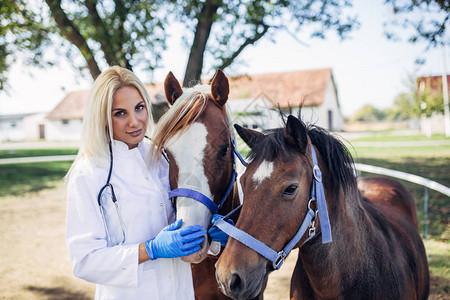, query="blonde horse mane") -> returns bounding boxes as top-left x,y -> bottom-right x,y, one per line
151,84 -> 211,160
